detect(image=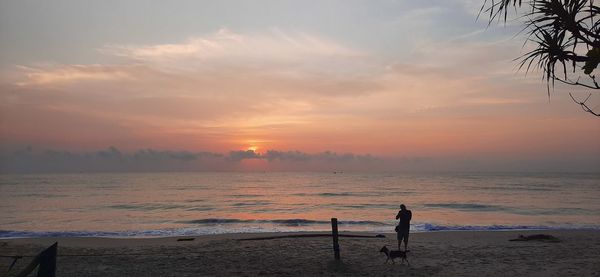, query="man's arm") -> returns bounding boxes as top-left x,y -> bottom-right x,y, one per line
395,211 -> 401,220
